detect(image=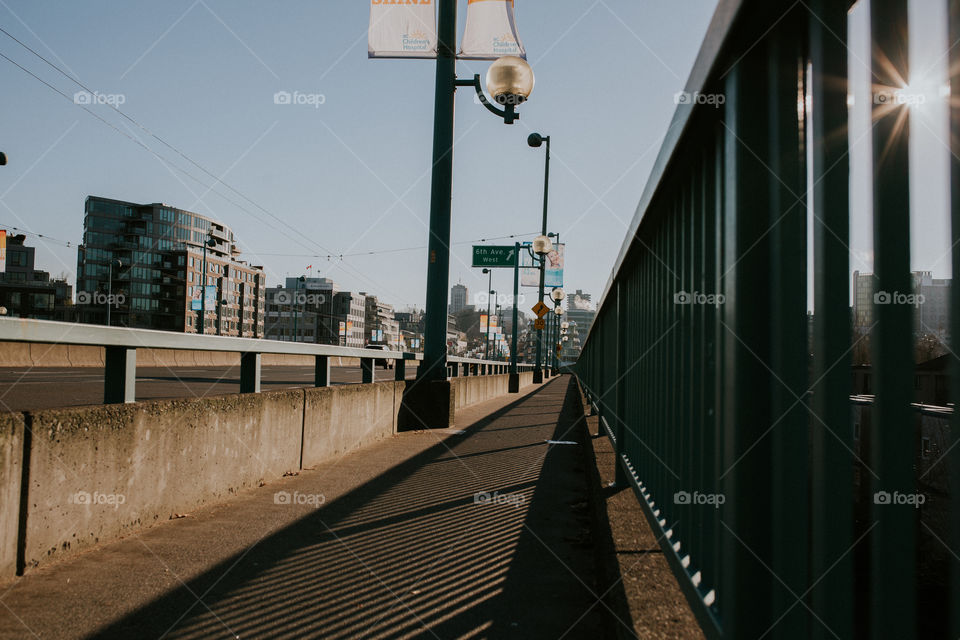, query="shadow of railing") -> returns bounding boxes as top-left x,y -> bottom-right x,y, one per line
89,378 -> 613,639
